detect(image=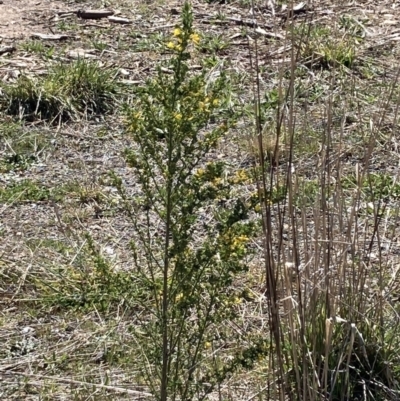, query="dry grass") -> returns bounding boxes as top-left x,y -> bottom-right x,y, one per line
2,0 -> 400,400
